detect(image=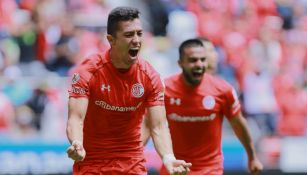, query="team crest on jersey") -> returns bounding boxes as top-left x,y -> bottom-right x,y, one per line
71,73 -> 80,84
202,95 -> 215,110
131,83 -> 144,98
